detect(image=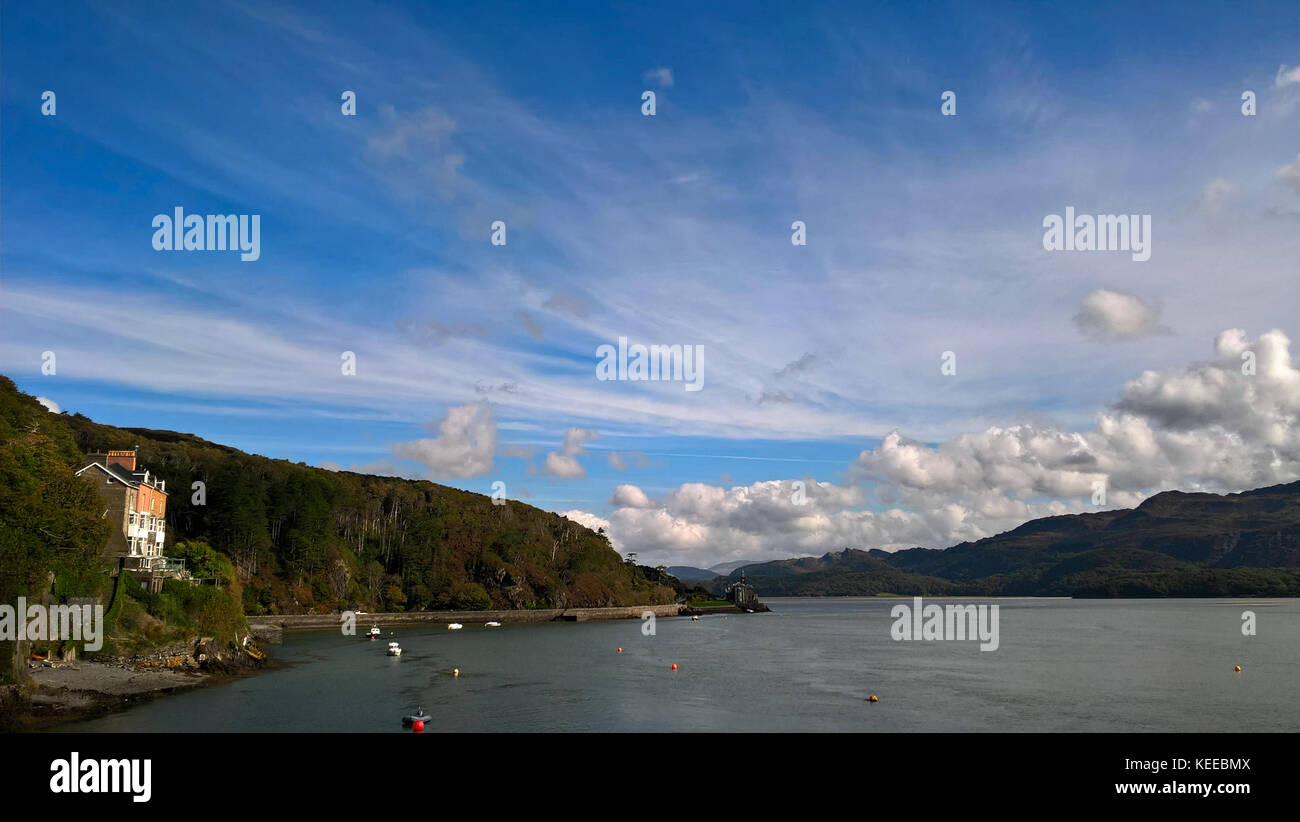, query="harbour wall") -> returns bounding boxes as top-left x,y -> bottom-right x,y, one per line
247,603 -> 688,643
